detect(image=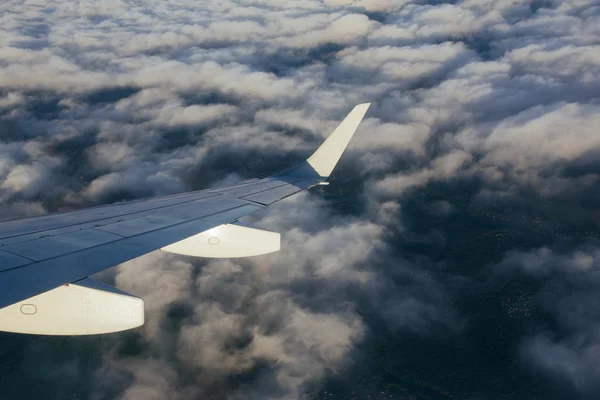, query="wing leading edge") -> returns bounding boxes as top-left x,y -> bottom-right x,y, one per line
0,103 -> 371,335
